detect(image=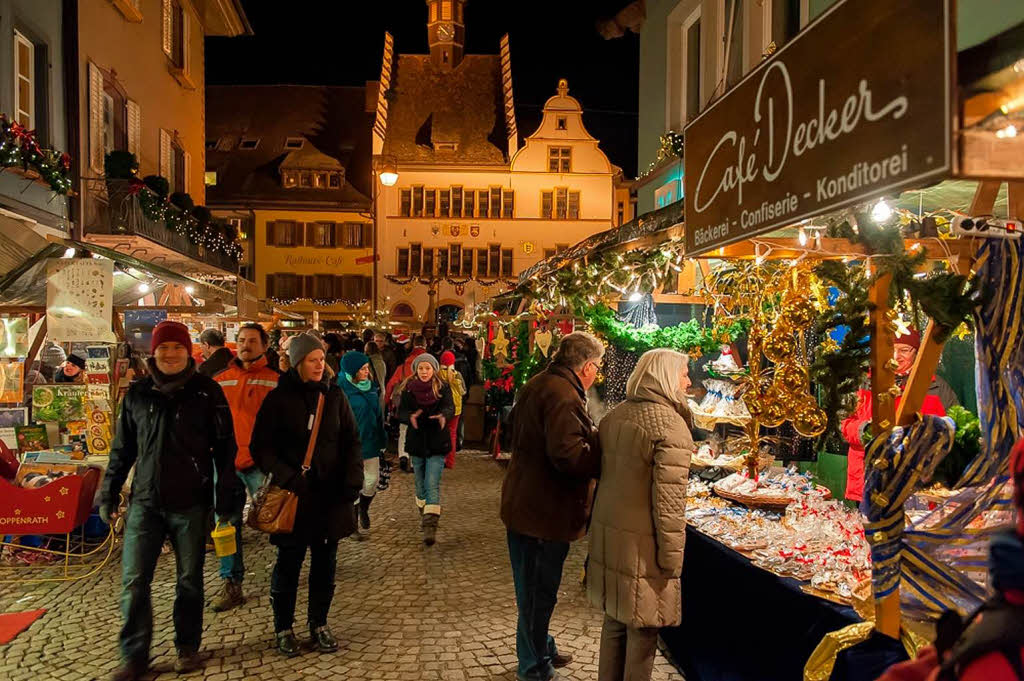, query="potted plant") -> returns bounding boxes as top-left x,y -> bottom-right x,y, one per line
103,152 -> 138,219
